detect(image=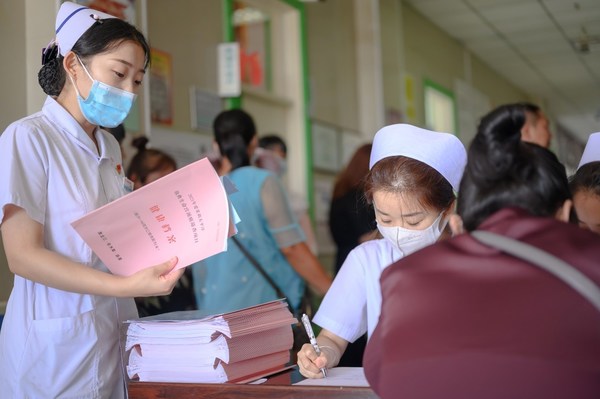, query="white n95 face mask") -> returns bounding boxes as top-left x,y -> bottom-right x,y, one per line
377,213 -> 447,257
